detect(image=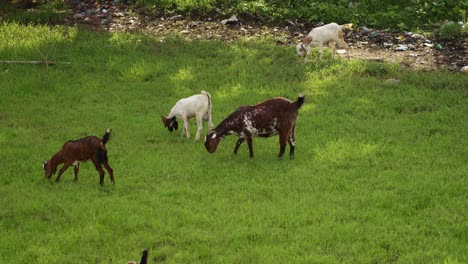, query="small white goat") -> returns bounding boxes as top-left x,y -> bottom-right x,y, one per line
162,90 -> 214,141
296,23 -> 351,62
